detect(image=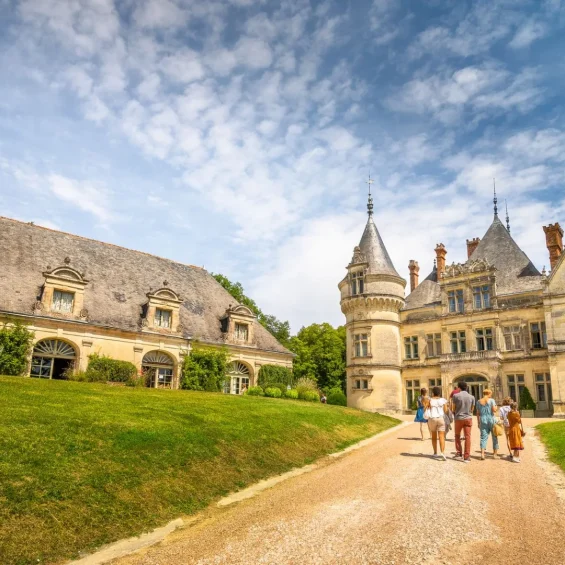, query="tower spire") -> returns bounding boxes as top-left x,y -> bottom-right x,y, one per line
493,178 -> 498,217
505,199 -> 510,233
366,174 -> 374,217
